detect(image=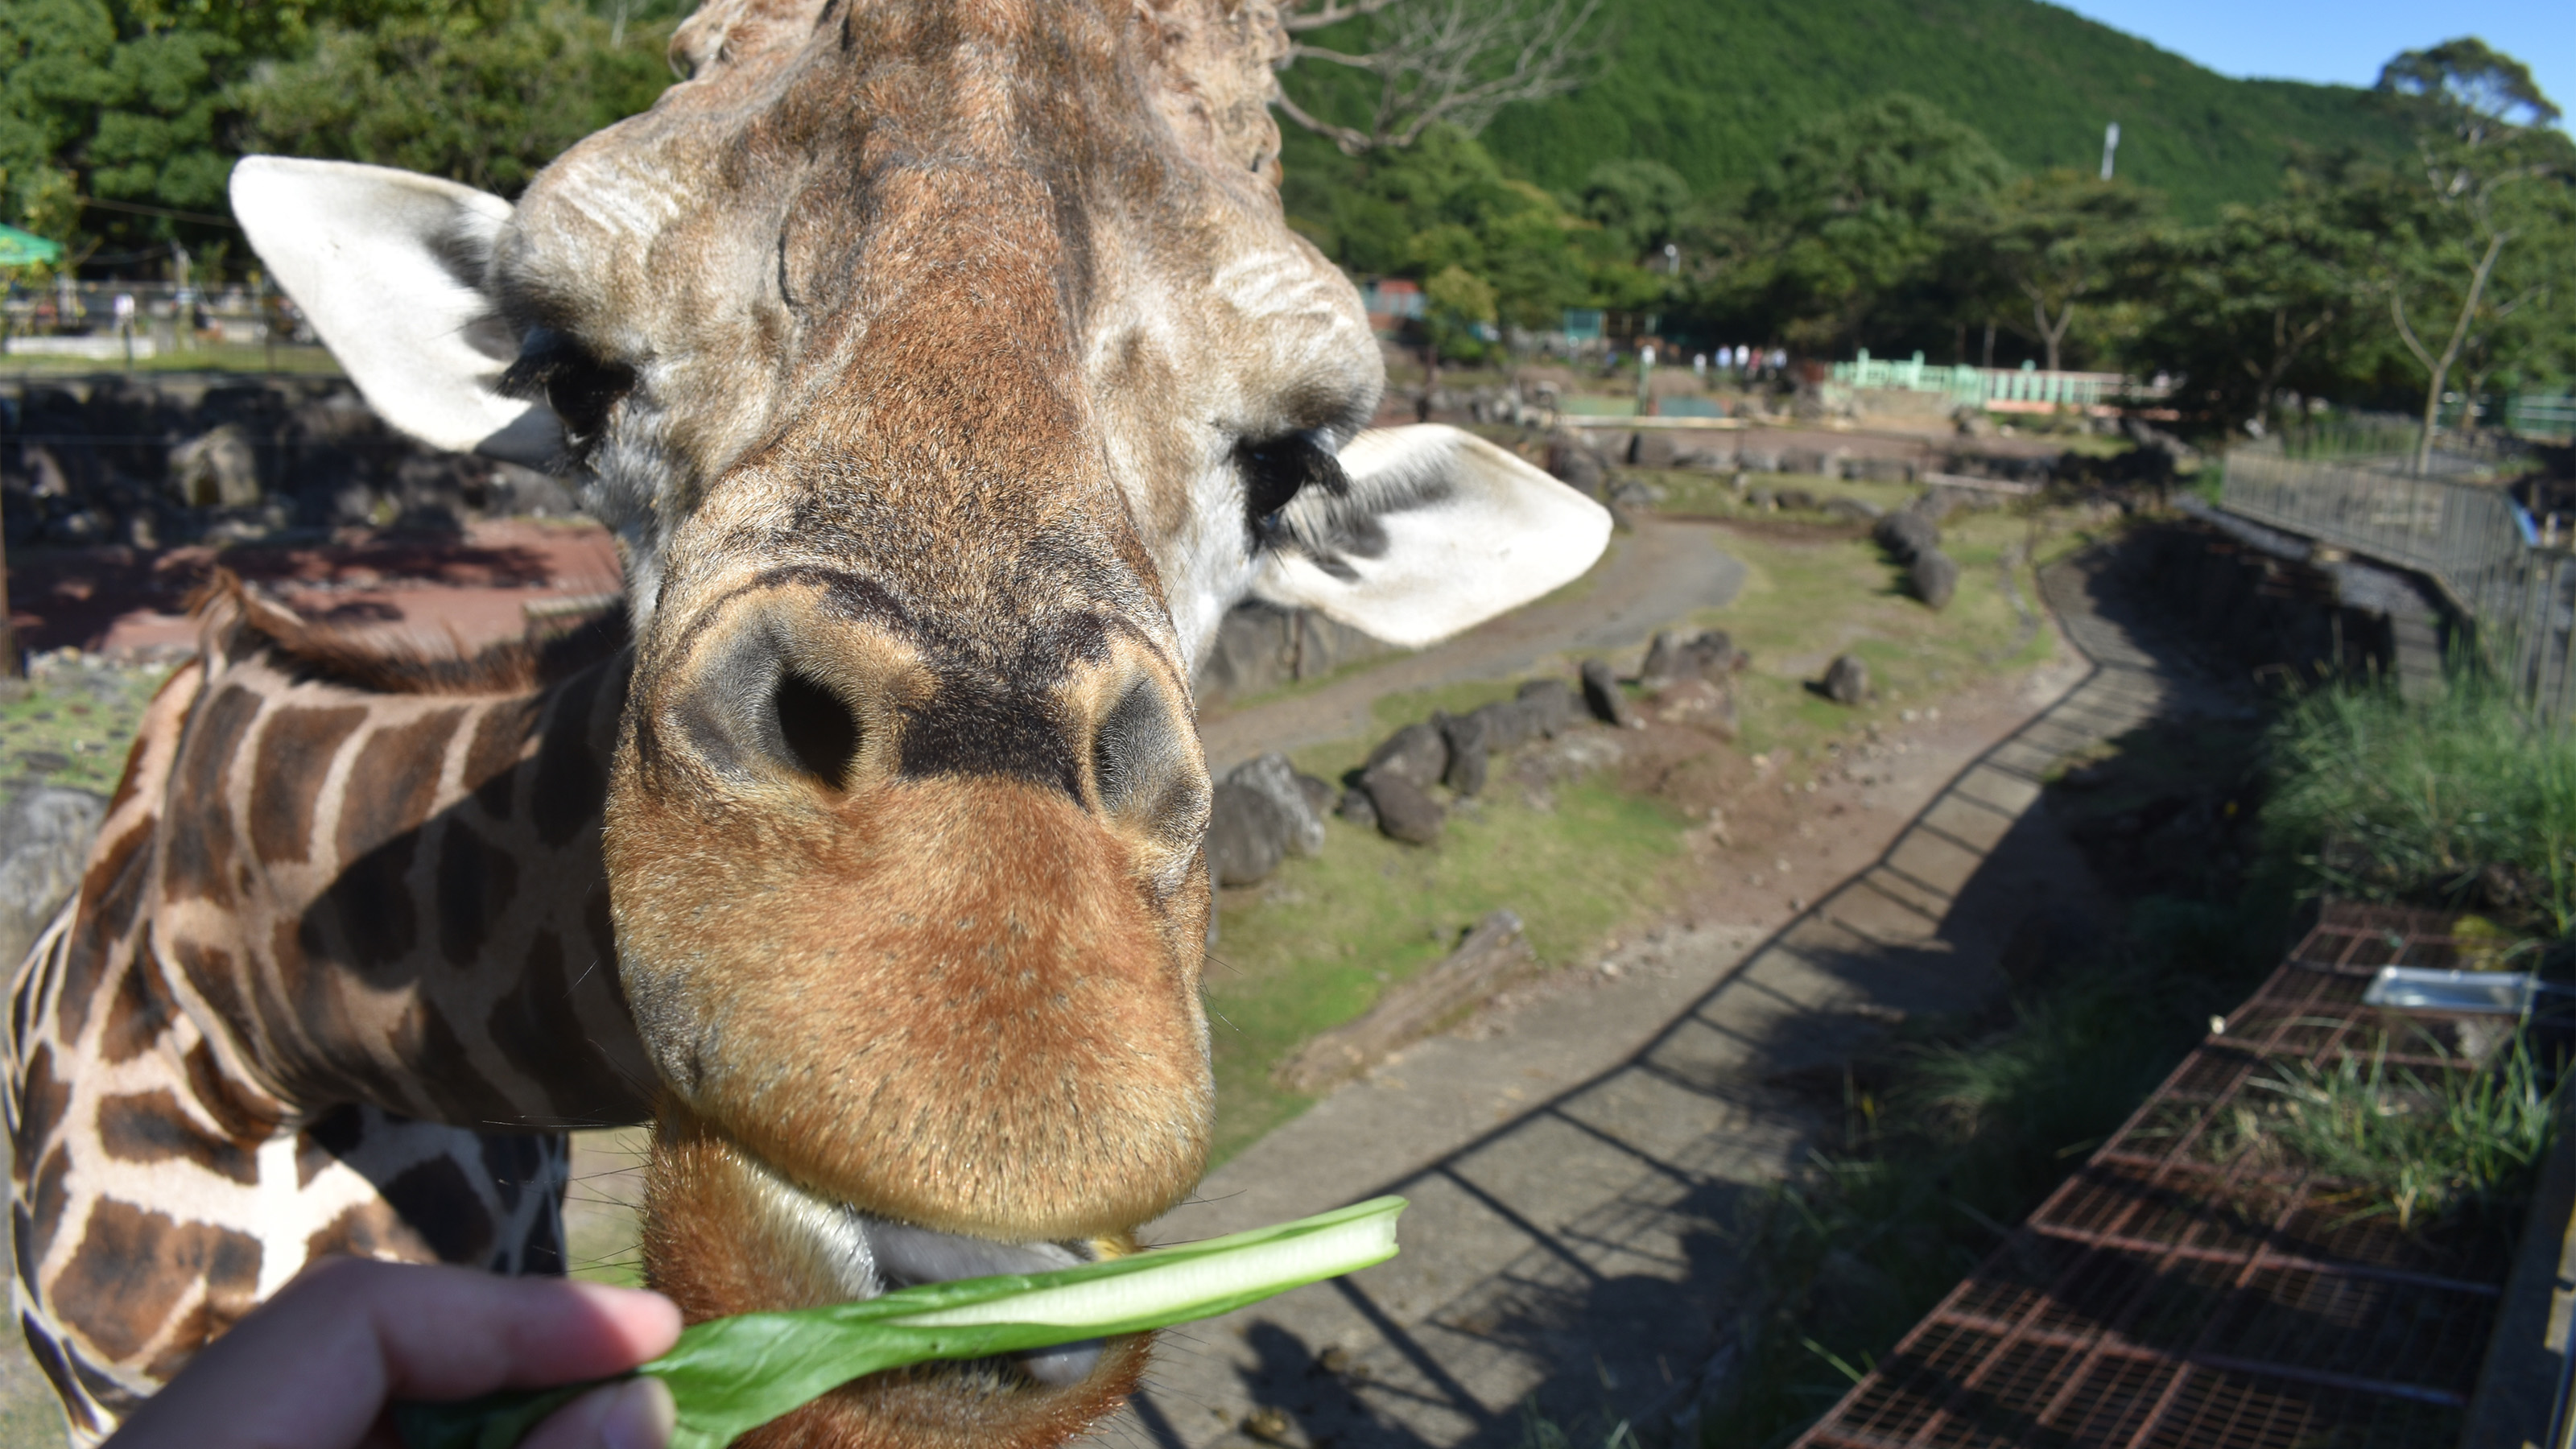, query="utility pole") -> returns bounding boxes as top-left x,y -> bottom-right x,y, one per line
2100,121 -> 2120,181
